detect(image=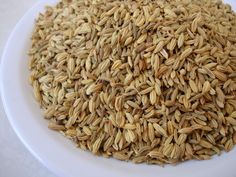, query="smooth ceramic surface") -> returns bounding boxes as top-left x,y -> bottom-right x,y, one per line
1,1 -> 236,177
